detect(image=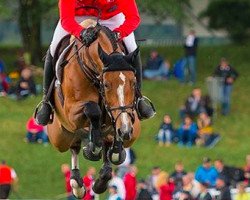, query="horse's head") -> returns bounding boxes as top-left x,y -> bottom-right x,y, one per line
98,45 -> 139,139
